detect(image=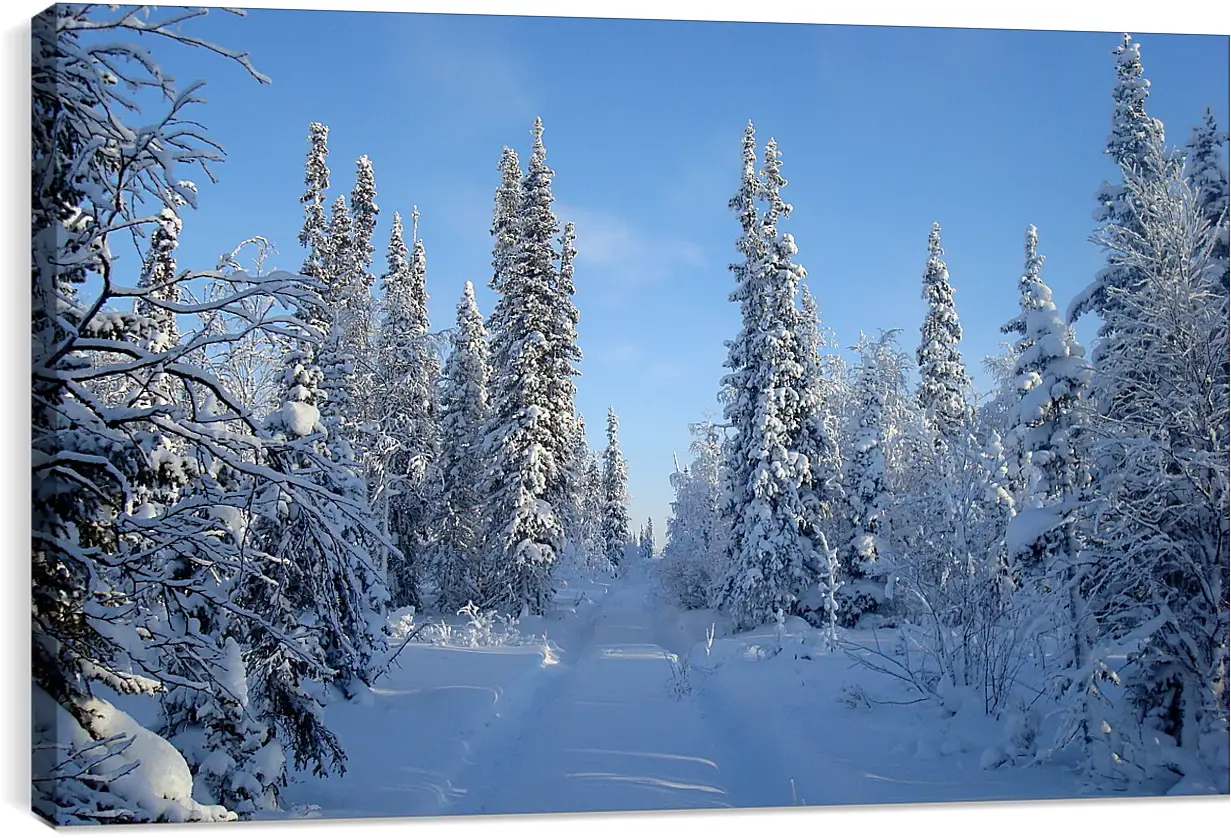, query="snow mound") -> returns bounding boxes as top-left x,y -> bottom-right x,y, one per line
33,687 -> 235,824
